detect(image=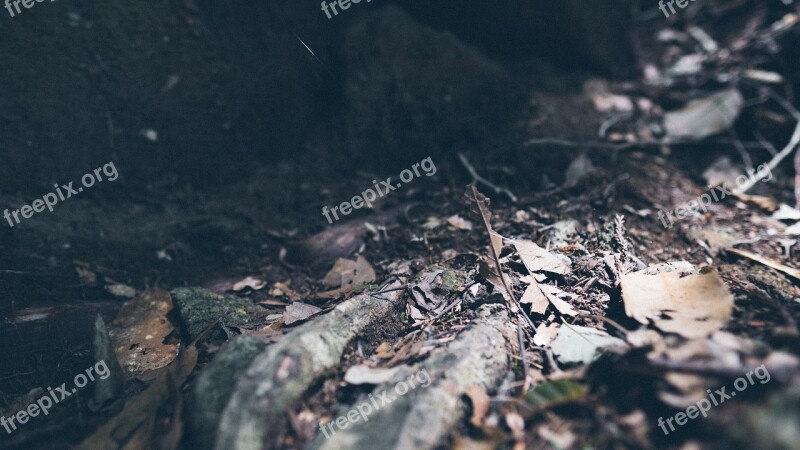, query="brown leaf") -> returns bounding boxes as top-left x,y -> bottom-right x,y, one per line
447,214 -> 473,230
621,267 -> 733,338
322,256 -> 376,289
74,261 -> 97,287
109,289 -> 179,378
520,282 -> 577,316
77,345 -> 198,450
514,239 -> 572,275
232,276 -> 266,292
464,384 -> 491,428
520,283 -> 549,314
283,302 -> 322,325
